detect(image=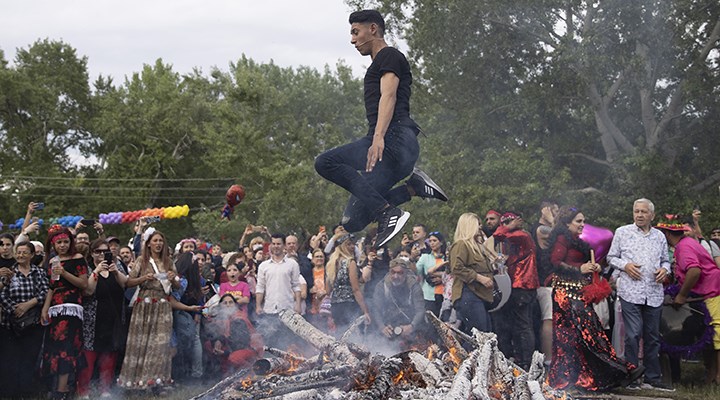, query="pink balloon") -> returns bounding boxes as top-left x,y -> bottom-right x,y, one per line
580,224 -> 614,263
